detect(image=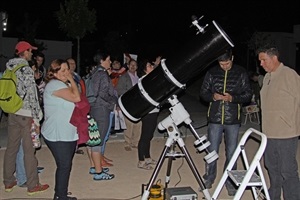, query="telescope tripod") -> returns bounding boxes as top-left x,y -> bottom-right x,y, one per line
141,95 -> 217,200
